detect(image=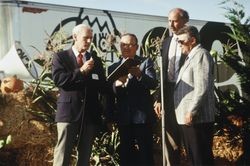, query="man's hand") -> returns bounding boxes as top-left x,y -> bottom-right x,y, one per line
128,66 -> 141,78
115,75 -> 128,87
154,101 -> 162,118
80,57 -> 94,74
184,112 -> 193,125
